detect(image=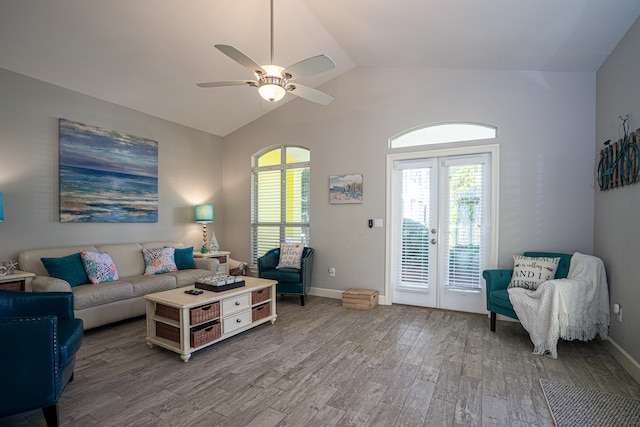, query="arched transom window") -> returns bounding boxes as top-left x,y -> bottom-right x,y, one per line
390,122 -> 497,149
